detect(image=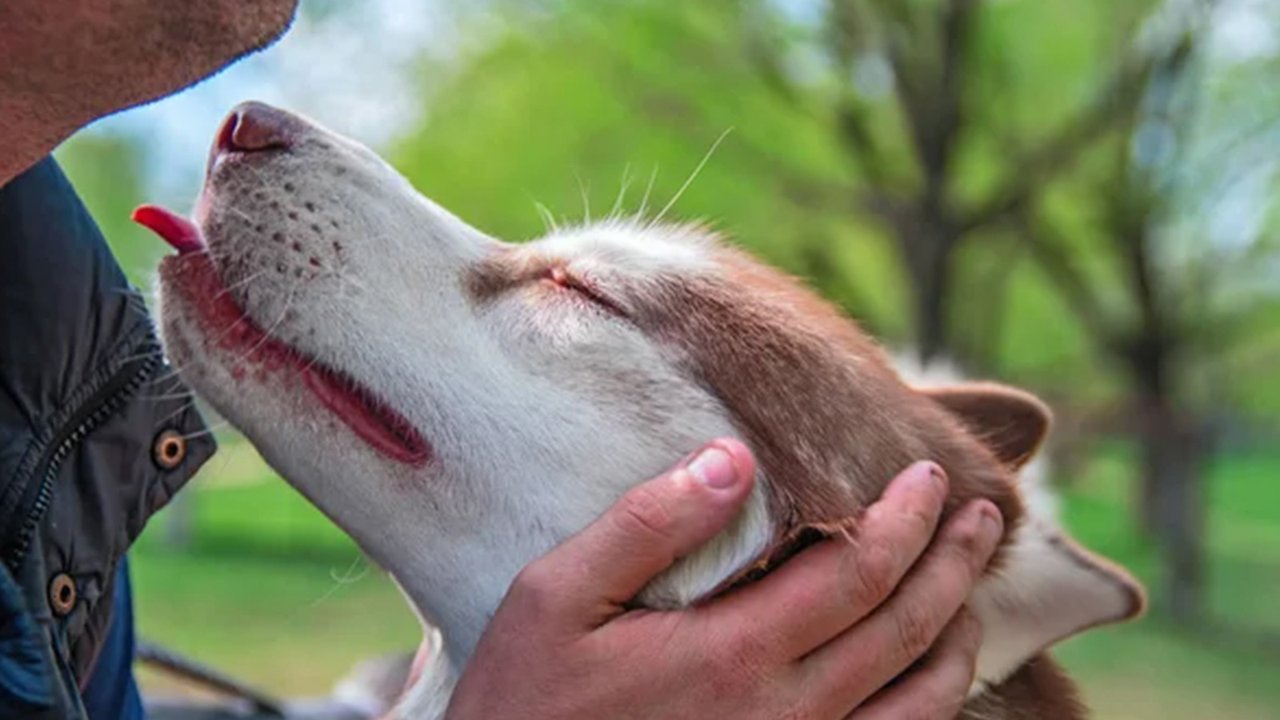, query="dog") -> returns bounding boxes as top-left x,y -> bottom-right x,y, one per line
139,101 -> 1145,719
